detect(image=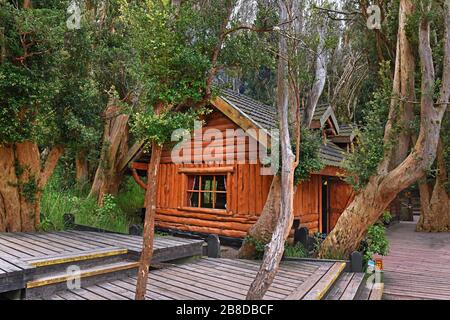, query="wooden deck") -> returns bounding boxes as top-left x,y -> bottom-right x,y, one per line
1,231 -> 379,300
383,219 -> 450,300
0,231 -> 204,294
40,258 -> 351,300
